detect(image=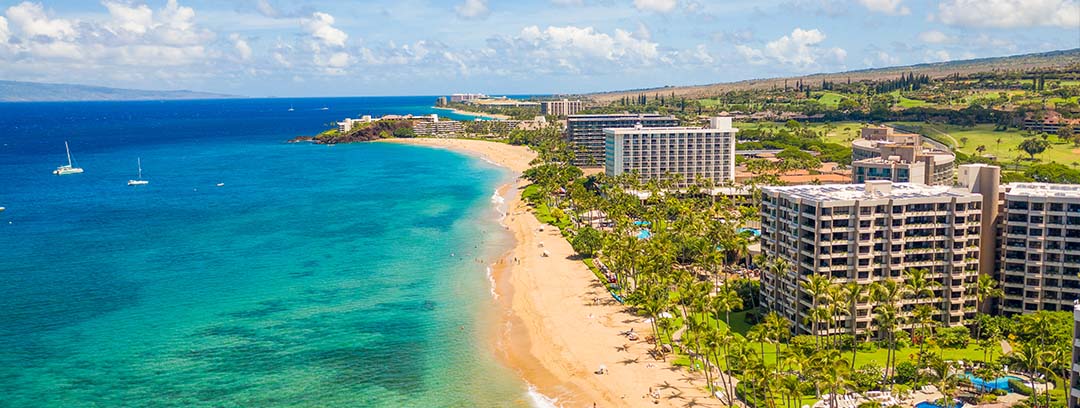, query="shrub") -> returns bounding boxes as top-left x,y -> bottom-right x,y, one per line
570,227 -> 603,258
837,334 -> 855,350
850,364 -> 885,391
790,335 -> 817,355
936,326 -> 971,348
1008,378 -> 1033,396
894,361 -> 919,385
